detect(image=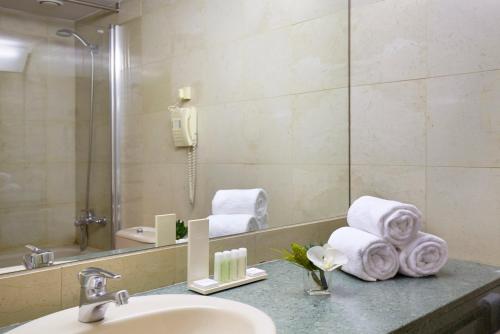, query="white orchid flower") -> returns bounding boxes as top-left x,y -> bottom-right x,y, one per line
307,244 -> 348,272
